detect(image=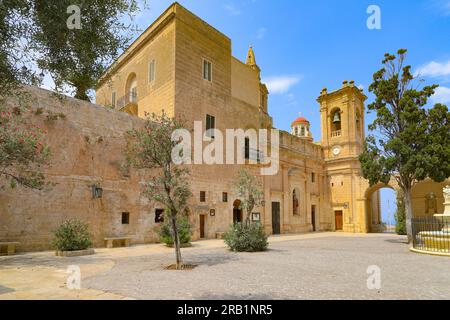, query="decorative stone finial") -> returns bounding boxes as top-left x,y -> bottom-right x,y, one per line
246,46 -> 257,67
